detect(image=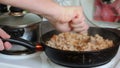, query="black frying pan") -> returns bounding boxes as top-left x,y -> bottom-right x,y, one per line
0,27 -> 120,68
